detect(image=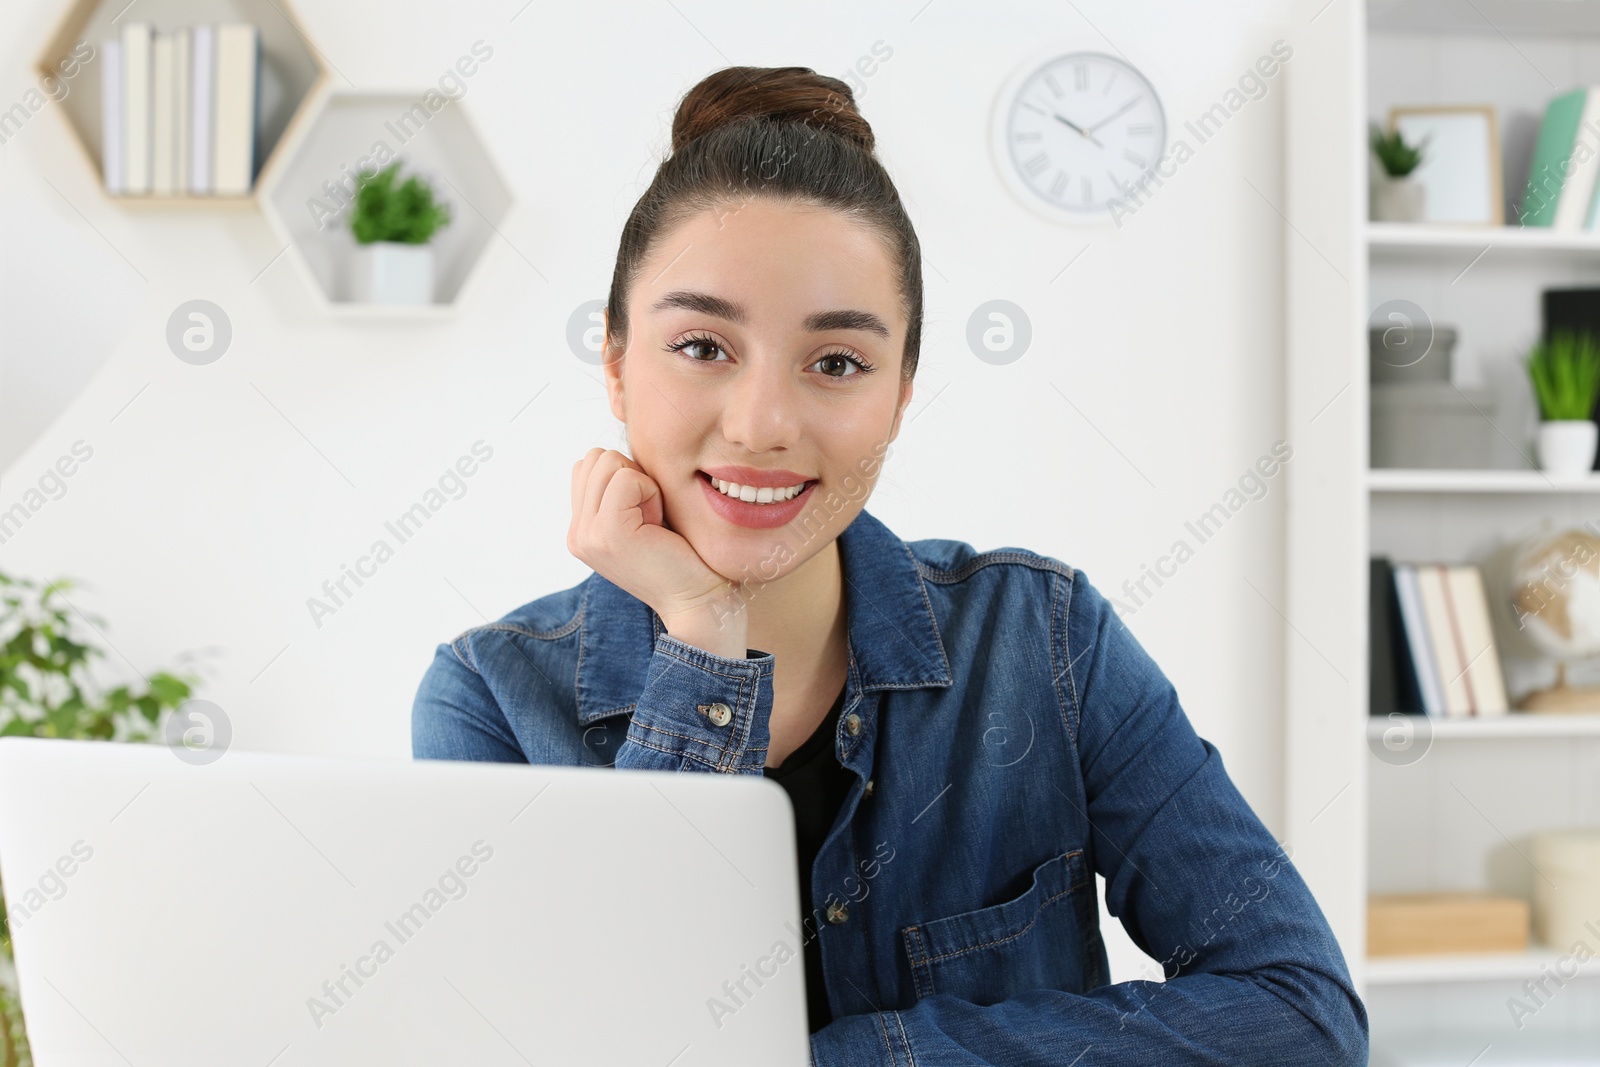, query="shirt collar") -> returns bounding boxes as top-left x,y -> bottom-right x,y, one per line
573,507 -> 953,725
